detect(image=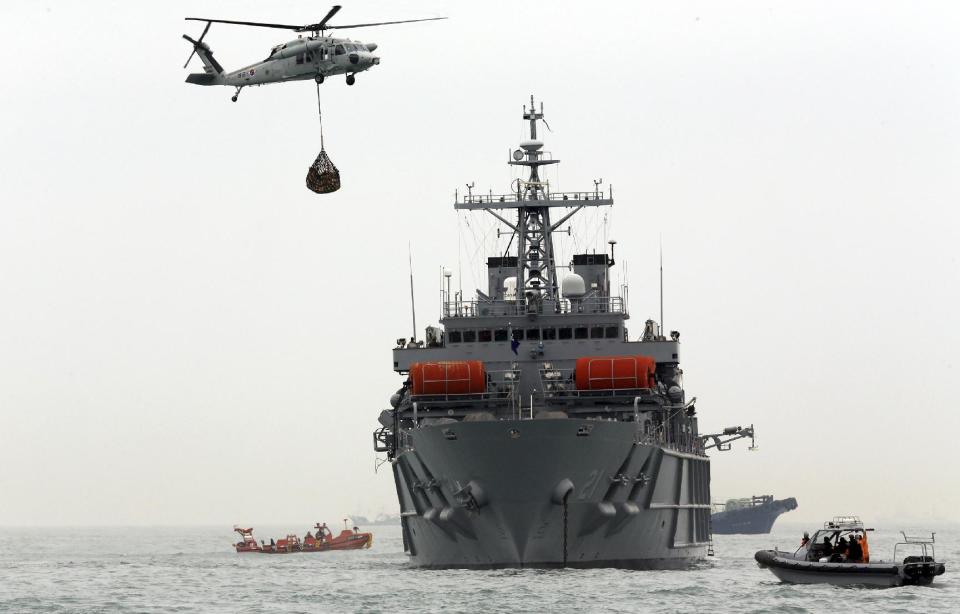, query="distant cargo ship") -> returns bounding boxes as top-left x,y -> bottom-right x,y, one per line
349,513 -> 401,526
711,495 -> 797,534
